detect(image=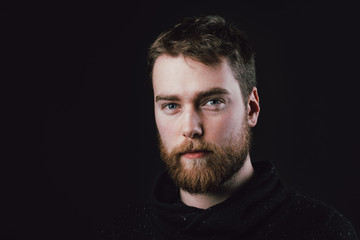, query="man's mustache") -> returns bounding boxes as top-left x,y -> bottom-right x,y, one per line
170,140 -> 217,157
